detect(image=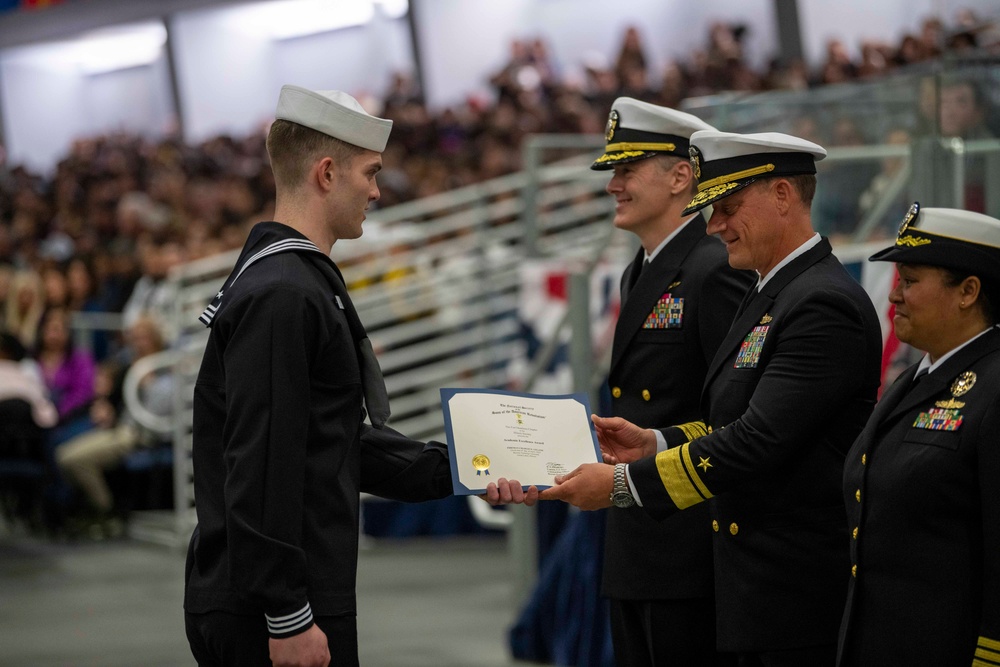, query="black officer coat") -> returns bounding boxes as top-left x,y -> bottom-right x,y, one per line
603,215 -> 754,600
629,238 -> 883,652
184,222 -> 452,634
838,327 -> 1000,667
